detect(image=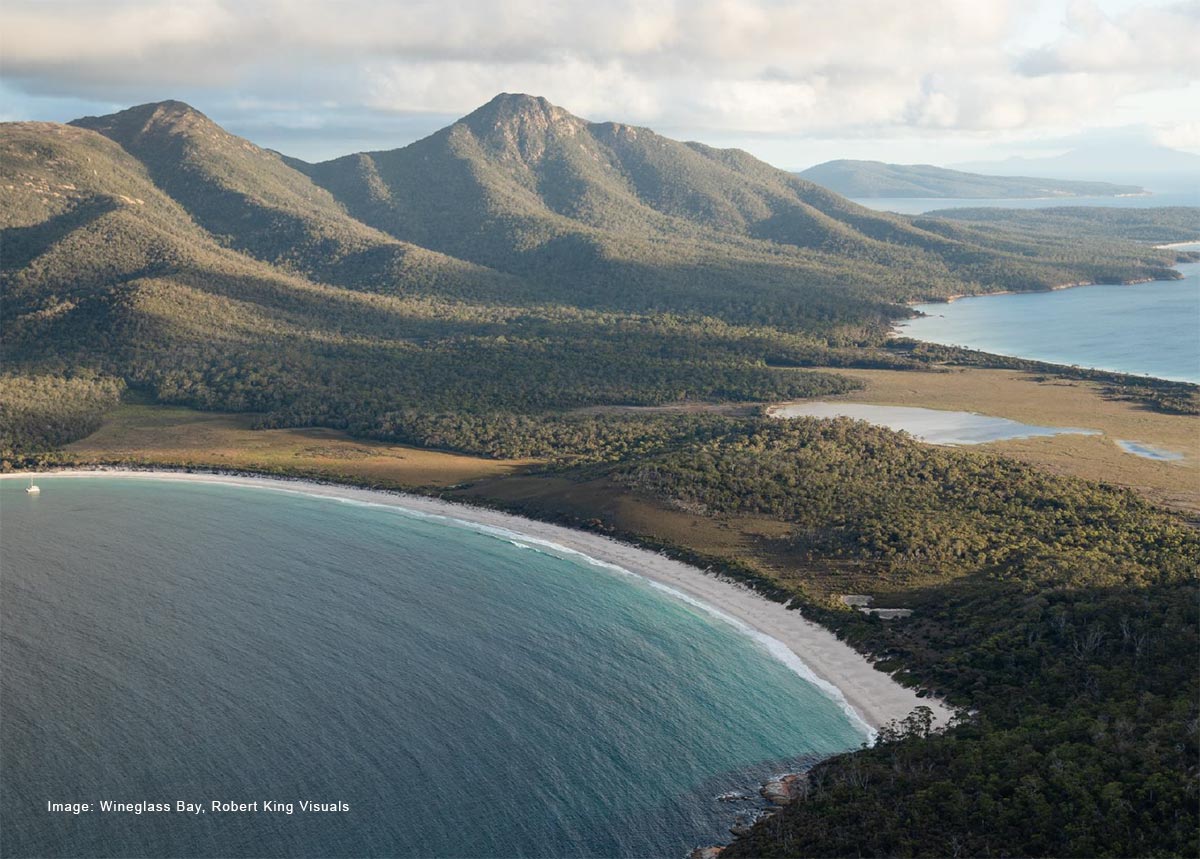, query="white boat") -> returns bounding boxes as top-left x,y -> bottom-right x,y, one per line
25,477 -> 39,495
